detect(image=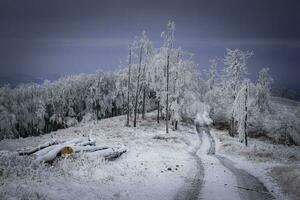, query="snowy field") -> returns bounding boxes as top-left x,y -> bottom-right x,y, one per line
0,103 -> 299,200
1,113 -> 300,199
0,114 -> 200,200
